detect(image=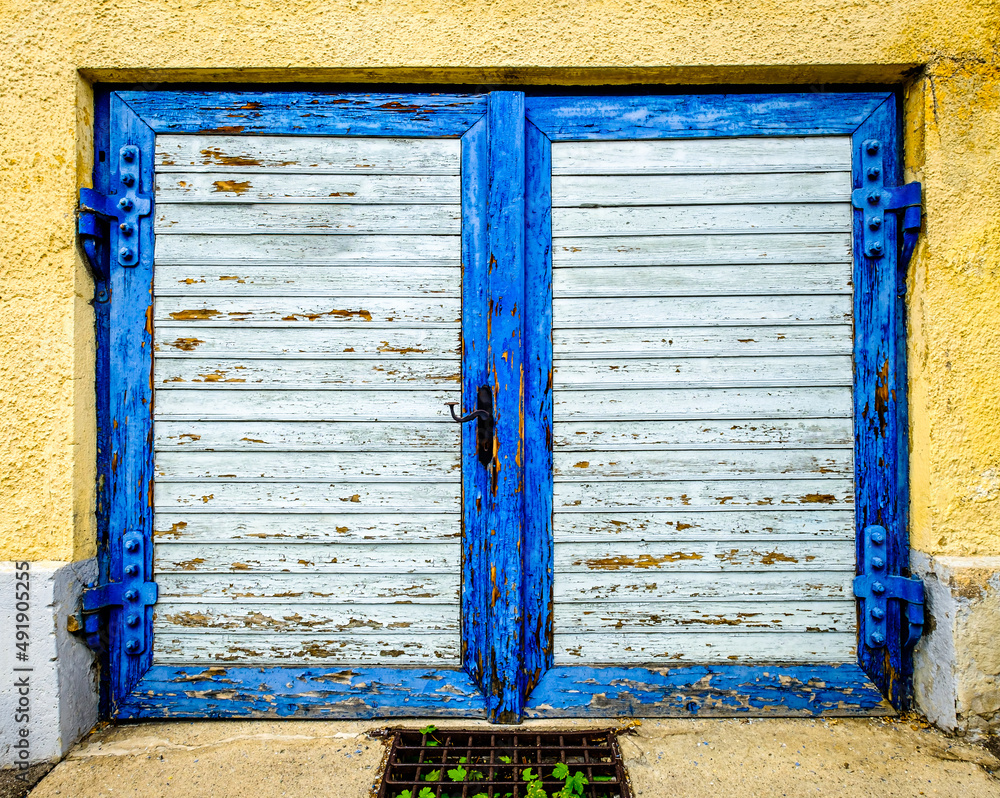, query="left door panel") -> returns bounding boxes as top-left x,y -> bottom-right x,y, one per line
151,134 -> 463,666
93,91 -> 494,718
